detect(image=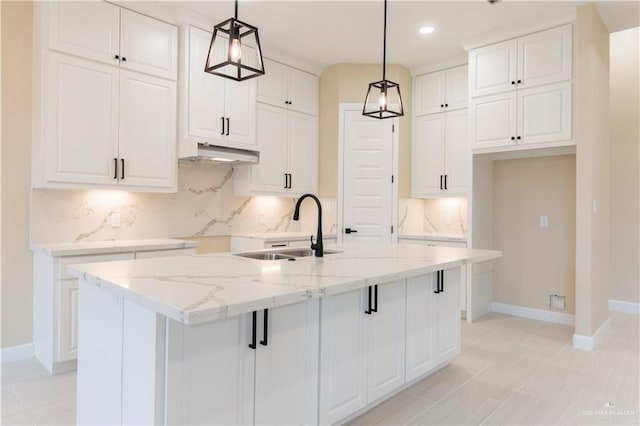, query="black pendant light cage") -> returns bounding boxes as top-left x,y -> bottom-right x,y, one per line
204,1 -> 265,81
363,0 -> 404,119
